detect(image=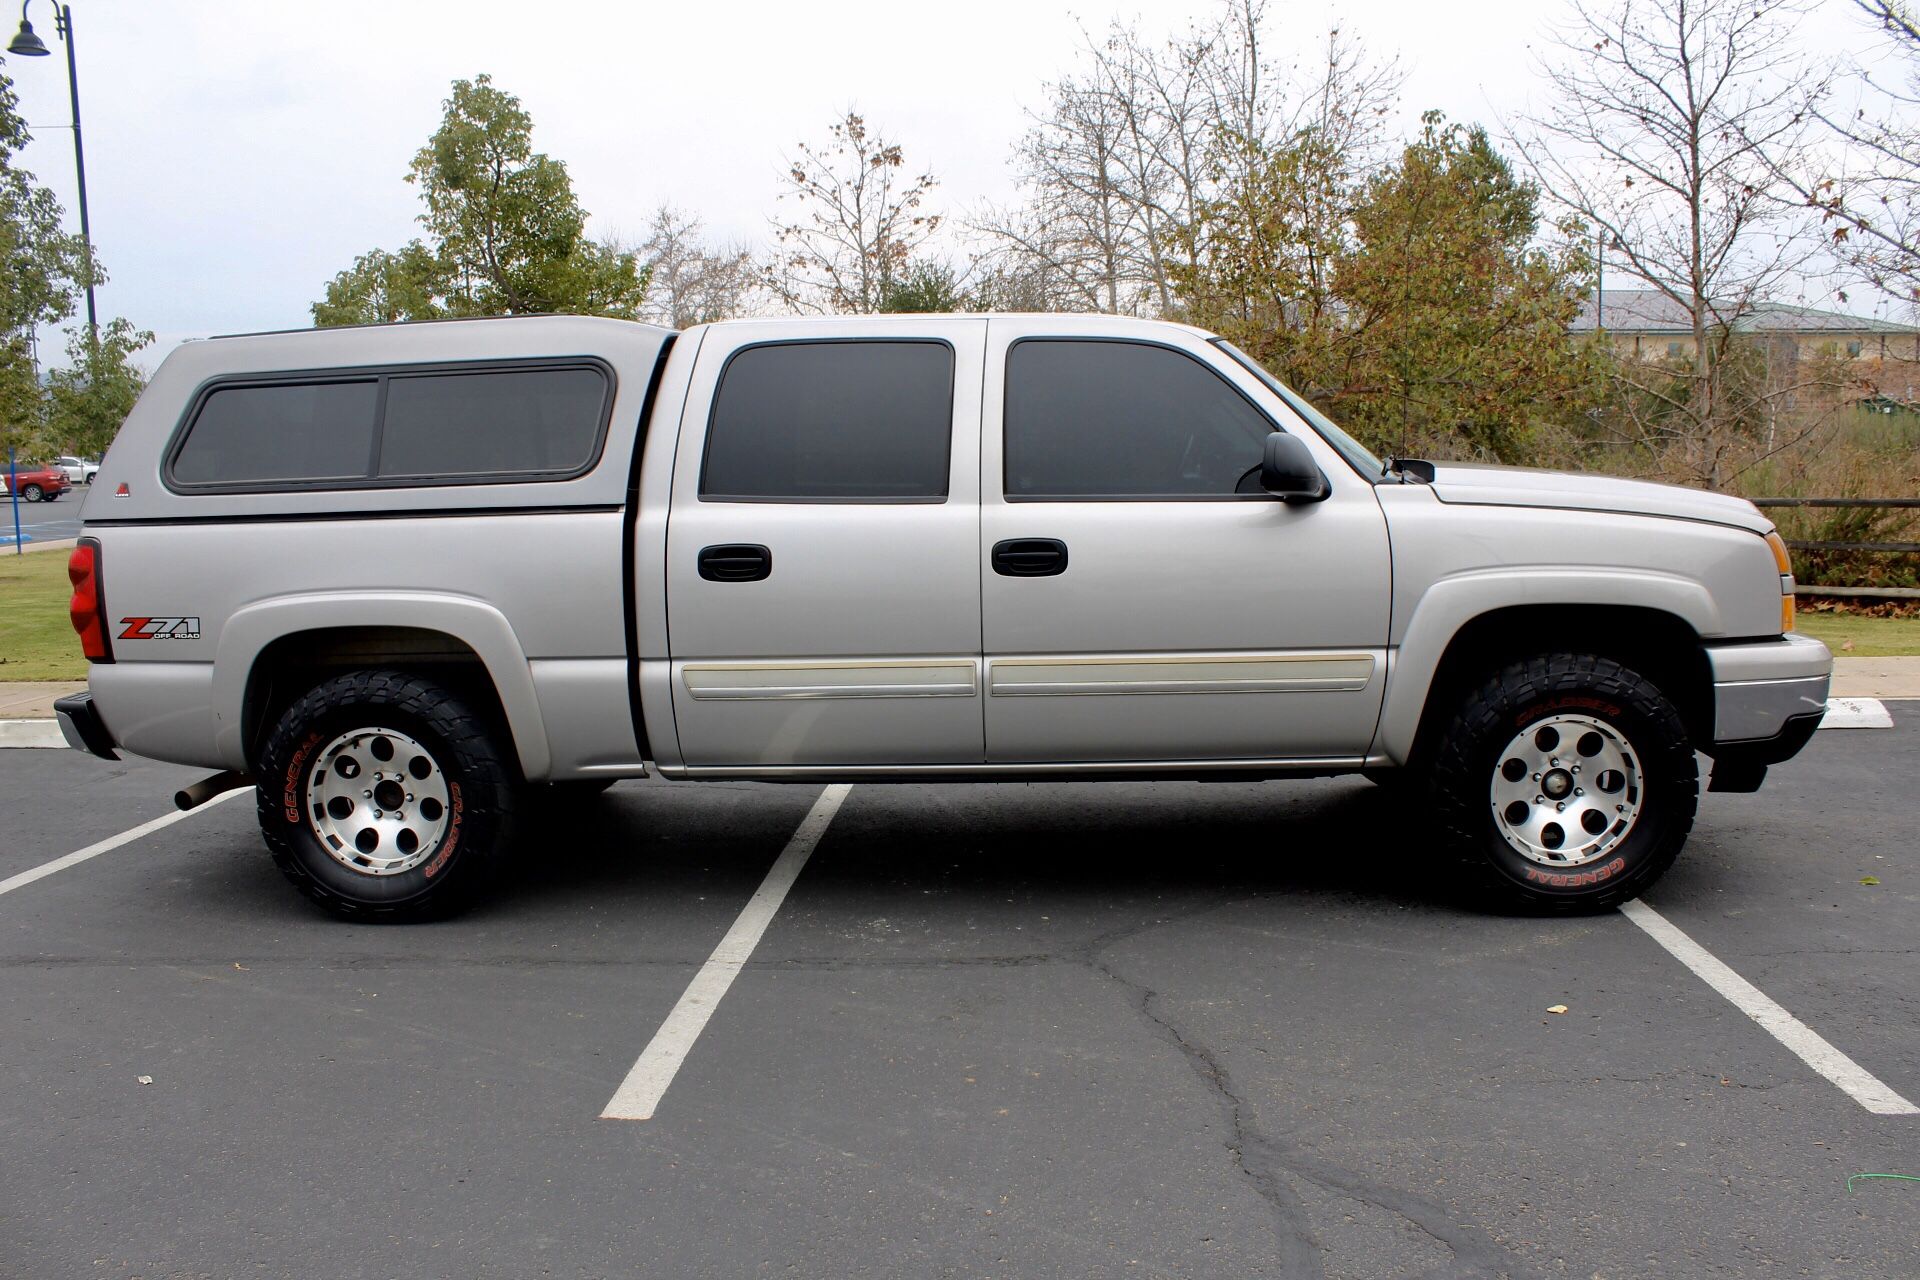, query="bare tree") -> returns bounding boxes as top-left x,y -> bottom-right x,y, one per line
766,112 -> 941,314
1514,0 -> 1829,488
971,2 -> 1398,316
637,206 -> 758,328
1764,2 -> 1920,308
